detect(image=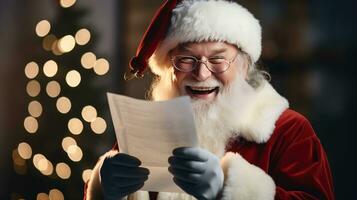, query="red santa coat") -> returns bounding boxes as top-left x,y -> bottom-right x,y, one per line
222,109 -> 334,200
84,82 -> 334,200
